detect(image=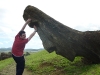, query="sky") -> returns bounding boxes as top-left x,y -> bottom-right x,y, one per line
0,0 -> 100,49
